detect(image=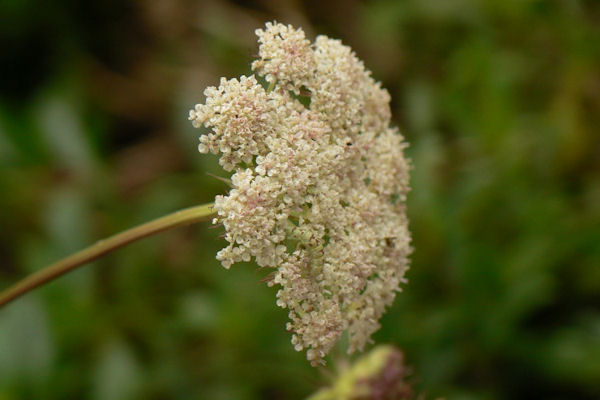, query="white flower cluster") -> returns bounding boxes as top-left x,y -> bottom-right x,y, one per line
190,22 -> 411,366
